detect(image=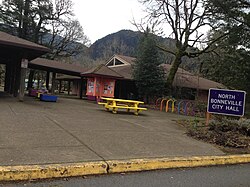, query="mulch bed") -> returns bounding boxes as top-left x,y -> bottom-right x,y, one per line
177,118 -> 250,154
